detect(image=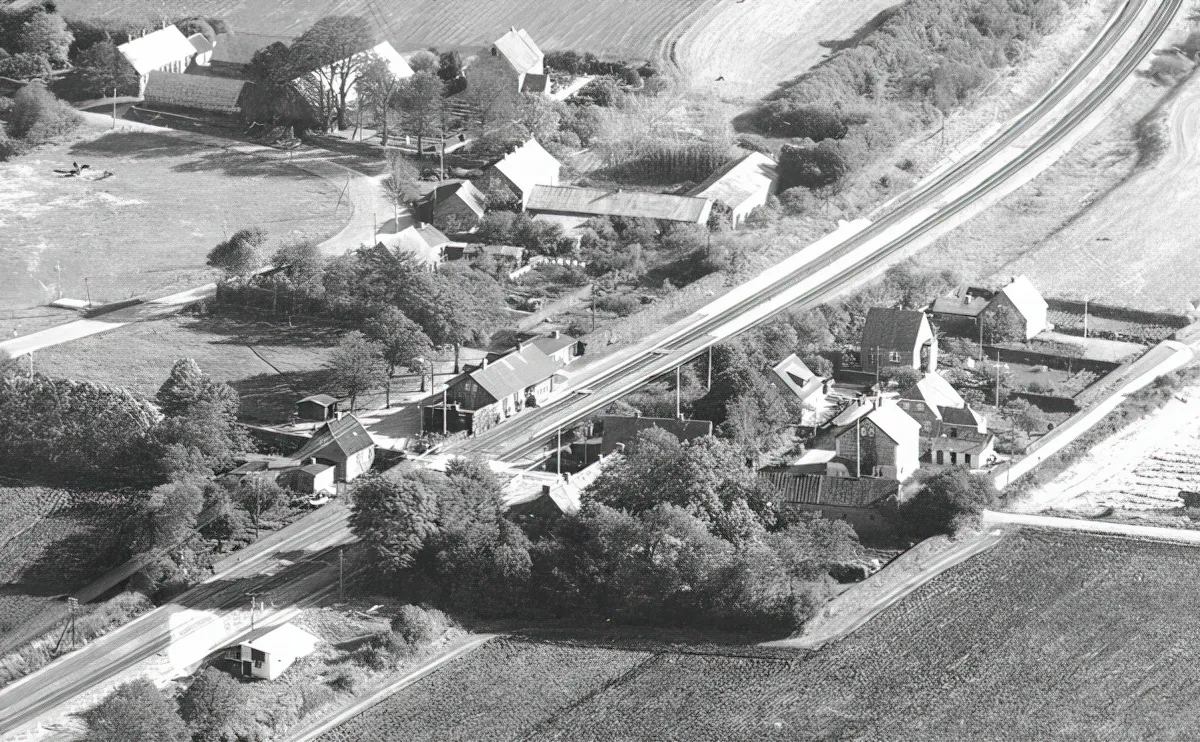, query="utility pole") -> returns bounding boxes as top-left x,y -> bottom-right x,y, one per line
855,417 -> 862,479
978,317 -> 984,361
442,388 -> 448,435
28,352 -> 33,379
707,346 -> 713,390
247,593 -> 258,630
1083,299 -> 1089,339
556,427 -> 562,475
675,365 -> 681,419
338,548 -> 344,602
84,277 -> 91,307
874,345 -> 880,389
112,87 -> 117,129
591,298 -> 596,332
995,350 -> 1001,408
